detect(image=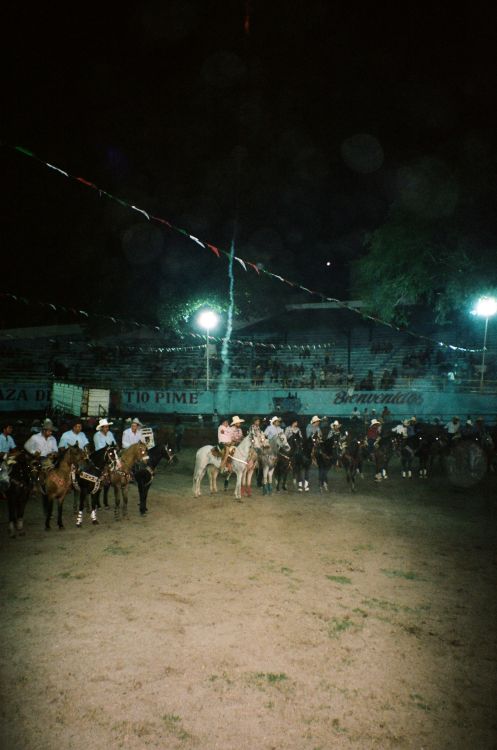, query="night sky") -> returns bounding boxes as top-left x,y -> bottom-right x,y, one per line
2,3 -> 497,327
